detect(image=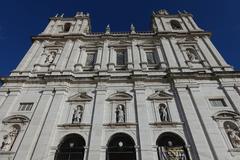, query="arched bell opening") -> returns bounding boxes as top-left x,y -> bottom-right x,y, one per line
156,132 -> 190,160
106,133 -> 136,160
55,134 -> 86,160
